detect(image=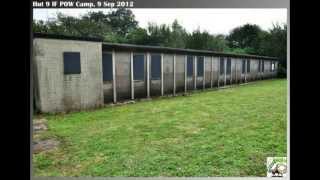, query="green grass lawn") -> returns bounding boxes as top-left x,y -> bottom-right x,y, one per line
33,79 -> 287,177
